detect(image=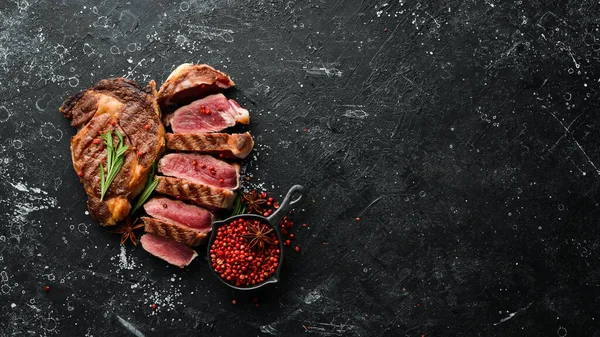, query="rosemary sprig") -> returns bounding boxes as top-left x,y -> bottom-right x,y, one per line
99,129 -> 128,201
229,194 -> 247,217
130,161 -> 159,215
